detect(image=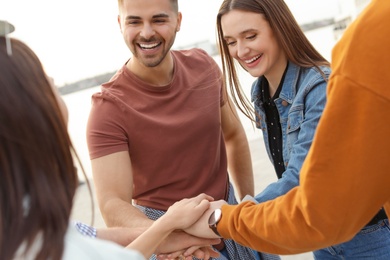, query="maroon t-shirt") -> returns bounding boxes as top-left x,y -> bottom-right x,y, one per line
87,48 -> 228,210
